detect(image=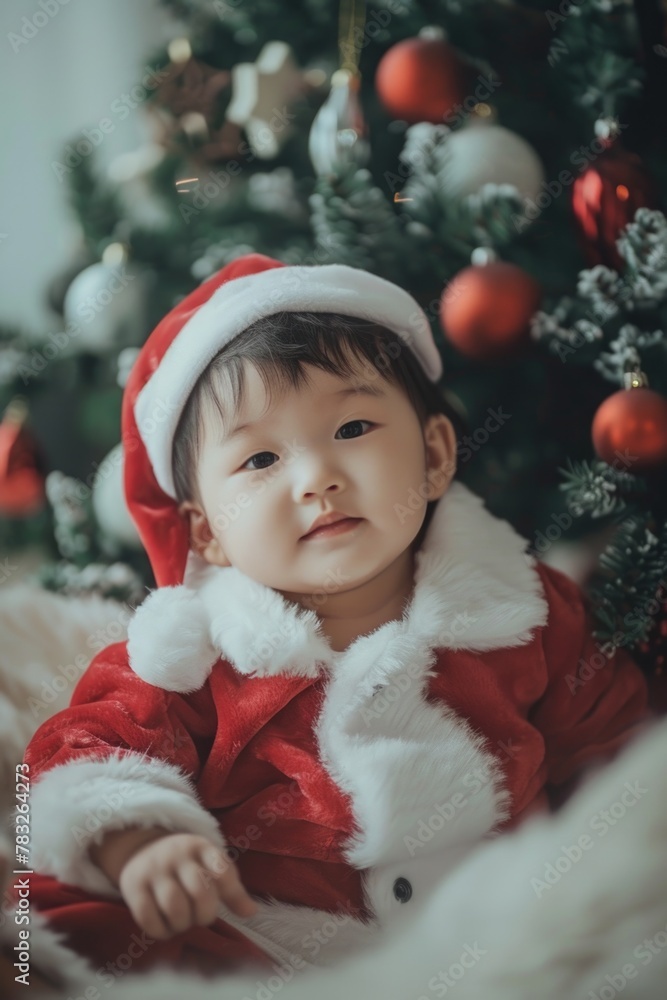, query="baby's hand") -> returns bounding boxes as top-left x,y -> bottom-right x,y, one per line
118,833 -> 258,941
